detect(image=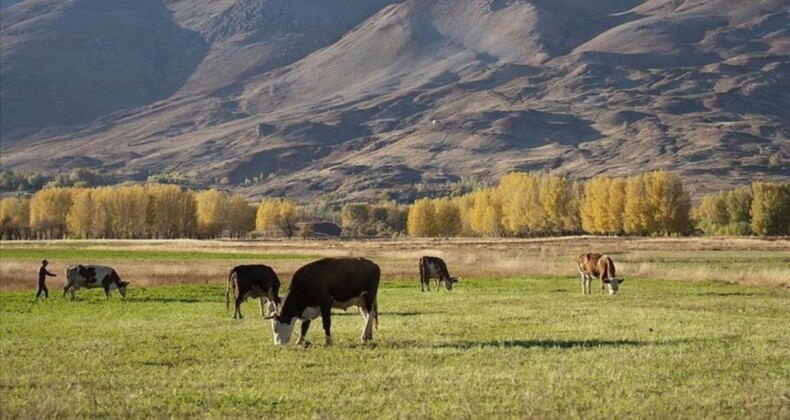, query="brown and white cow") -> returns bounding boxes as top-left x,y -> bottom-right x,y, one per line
63,264 -> 129,299
577,253 -> 625,295
268,257 -> 380,347
419,256 -> 459,291
226,264 -> 282,319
